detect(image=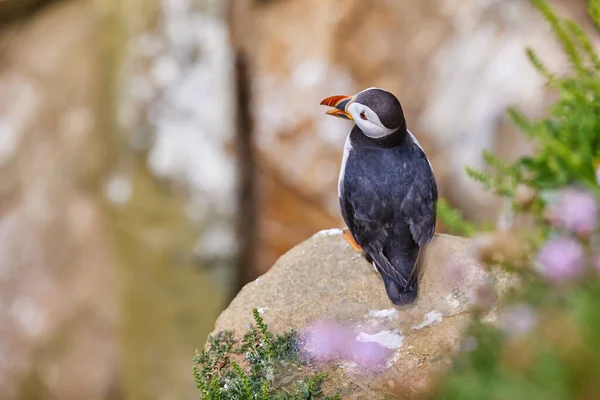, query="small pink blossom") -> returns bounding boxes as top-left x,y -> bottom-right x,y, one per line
301,321 -> 353,361
349,340 -> 391,368
536,236 -> 585,282
546,188 -> 598,237
300,320 -> 393,370
499,304 -> 536,336
461,336 -> 478,352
